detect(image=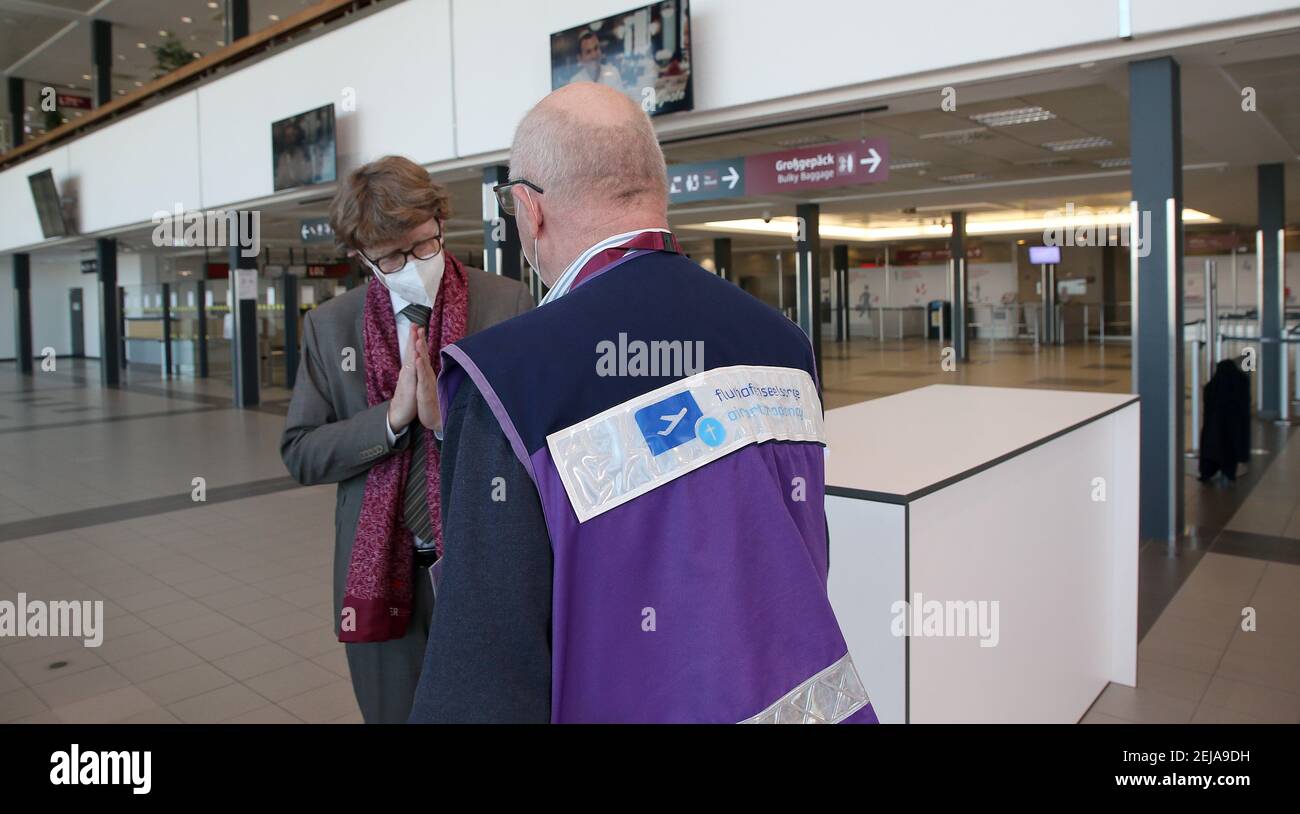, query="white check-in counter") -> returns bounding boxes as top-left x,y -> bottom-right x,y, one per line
824,384 -> 1139,723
